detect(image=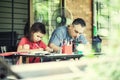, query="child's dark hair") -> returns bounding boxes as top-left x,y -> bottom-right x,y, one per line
72,18 -> 86,27
24,21 -> 30,36
30,22 -> 46,34
27,22 -> 46,41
